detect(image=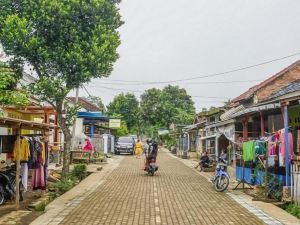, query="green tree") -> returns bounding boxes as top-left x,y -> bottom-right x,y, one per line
107,93 -> 140,132
0,61 -> 28,109
140,85 -> 195,129
0,0 -> 122,176
87,96 -> 105,112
